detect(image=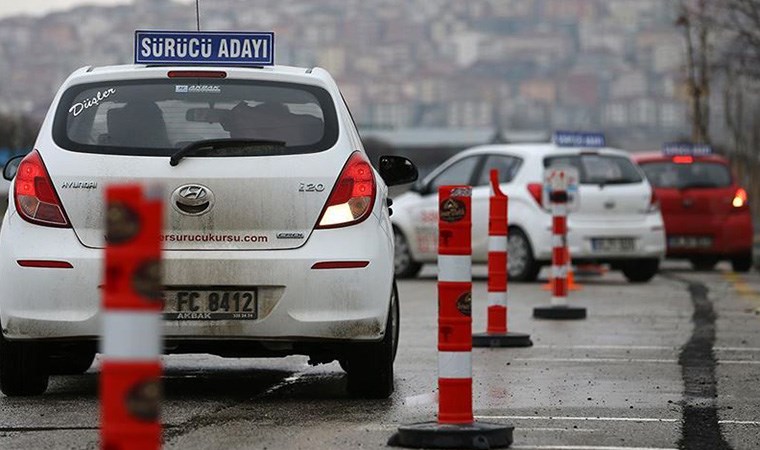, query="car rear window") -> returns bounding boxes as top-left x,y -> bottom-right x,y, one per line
544,154 -> 643,185
53,79 -> 338,156
639,161 -> 732,189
